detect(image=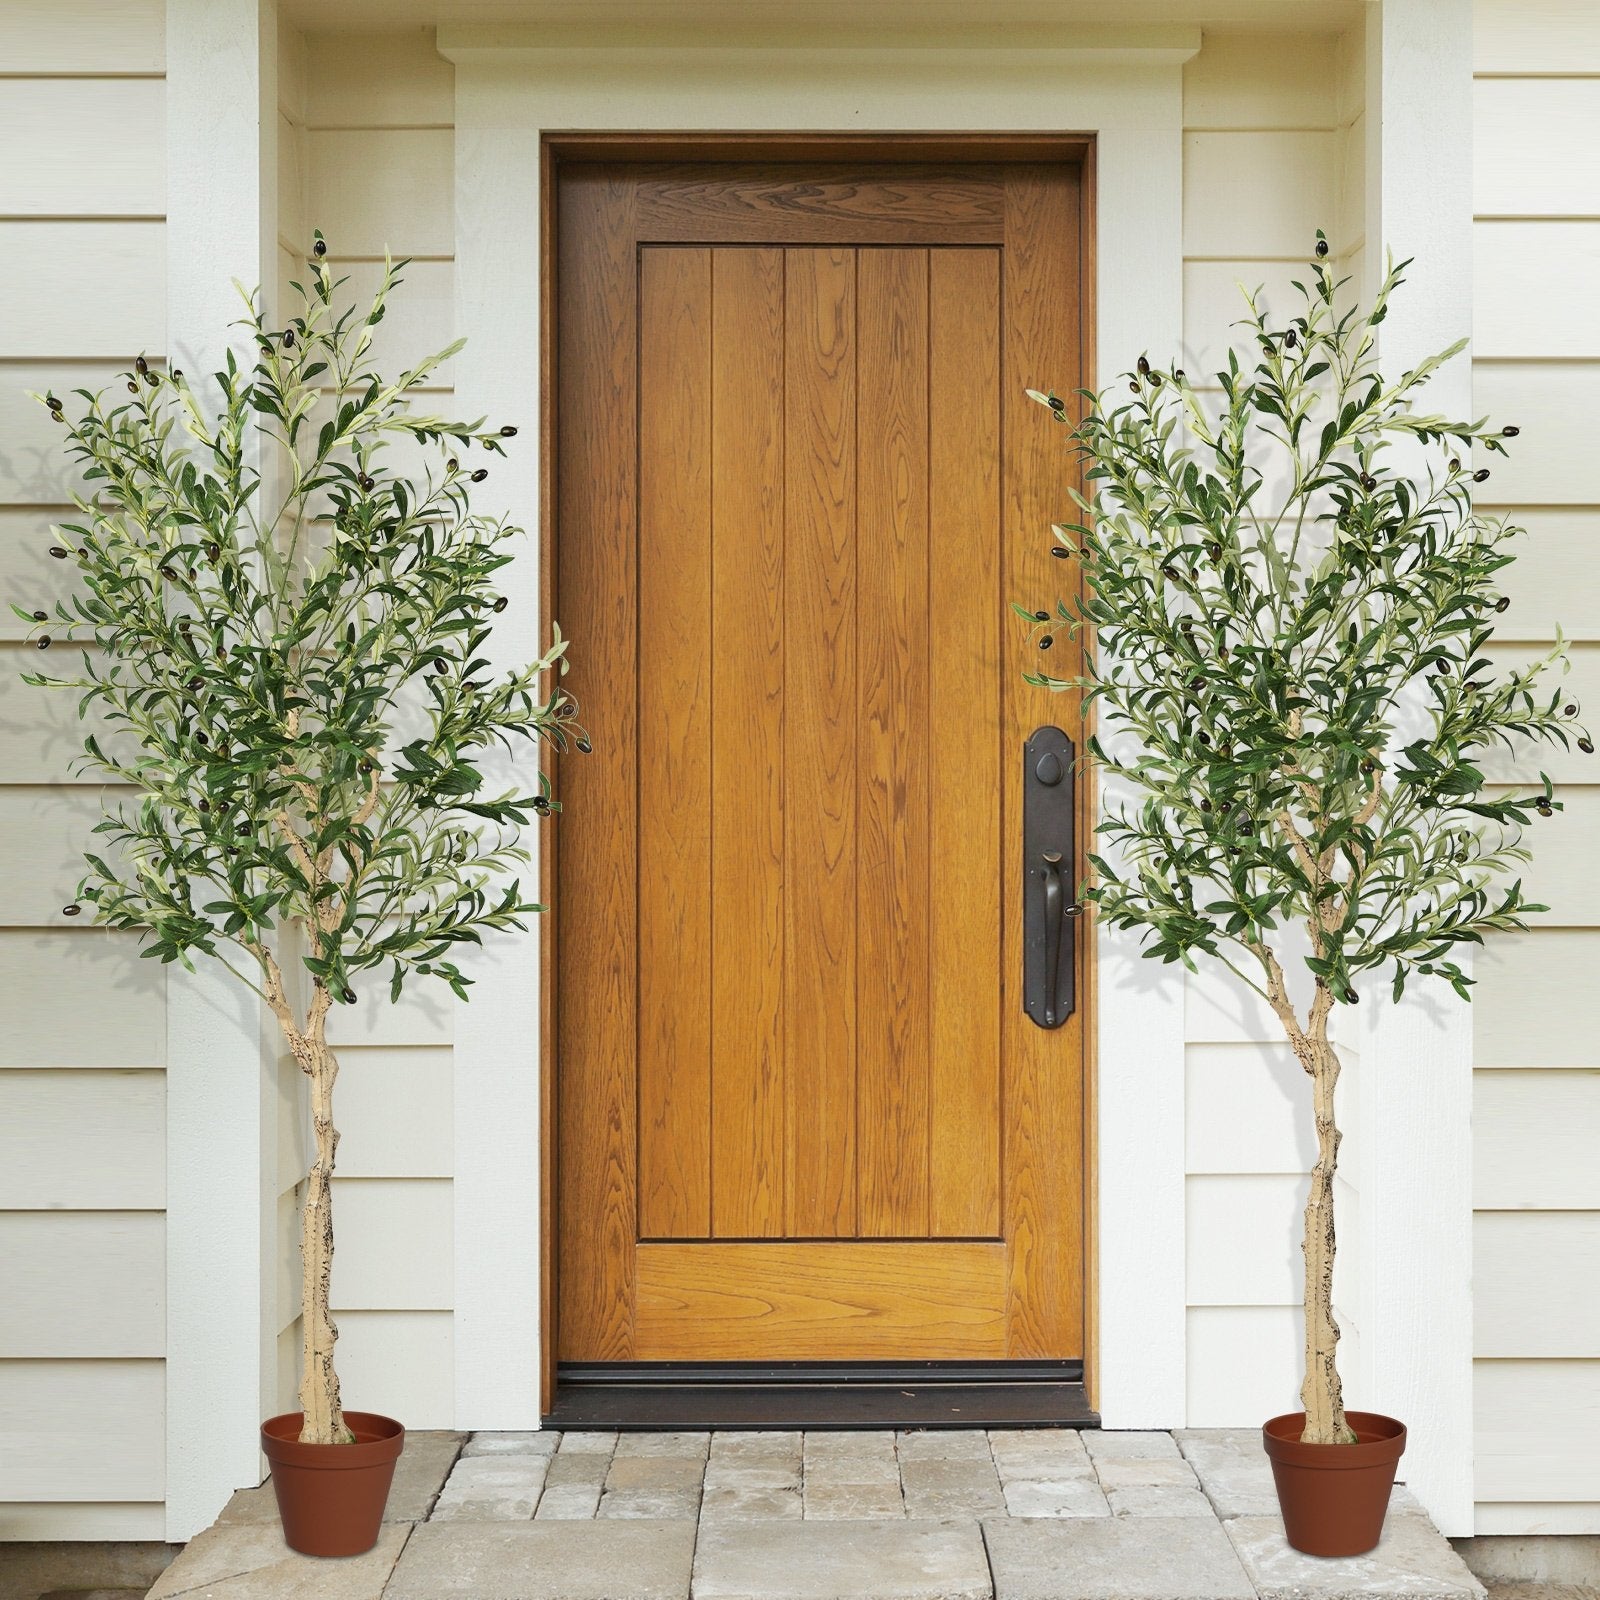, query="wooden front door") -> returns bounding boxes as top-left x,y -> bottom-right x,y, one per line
553,147 -> 1088,1366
